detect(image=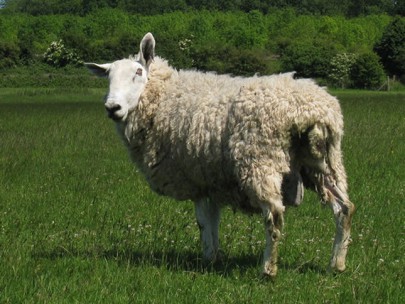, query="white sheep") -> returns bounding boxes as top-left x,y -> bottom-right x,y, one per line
86,33 -> 355,277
